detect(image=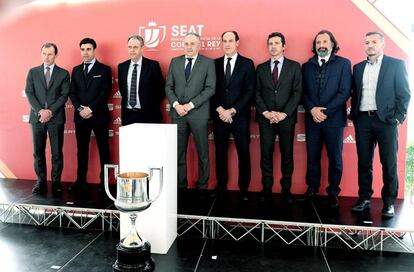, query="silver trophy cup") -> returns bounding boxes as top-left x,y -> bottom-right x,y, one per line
104,164 -> 163,272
